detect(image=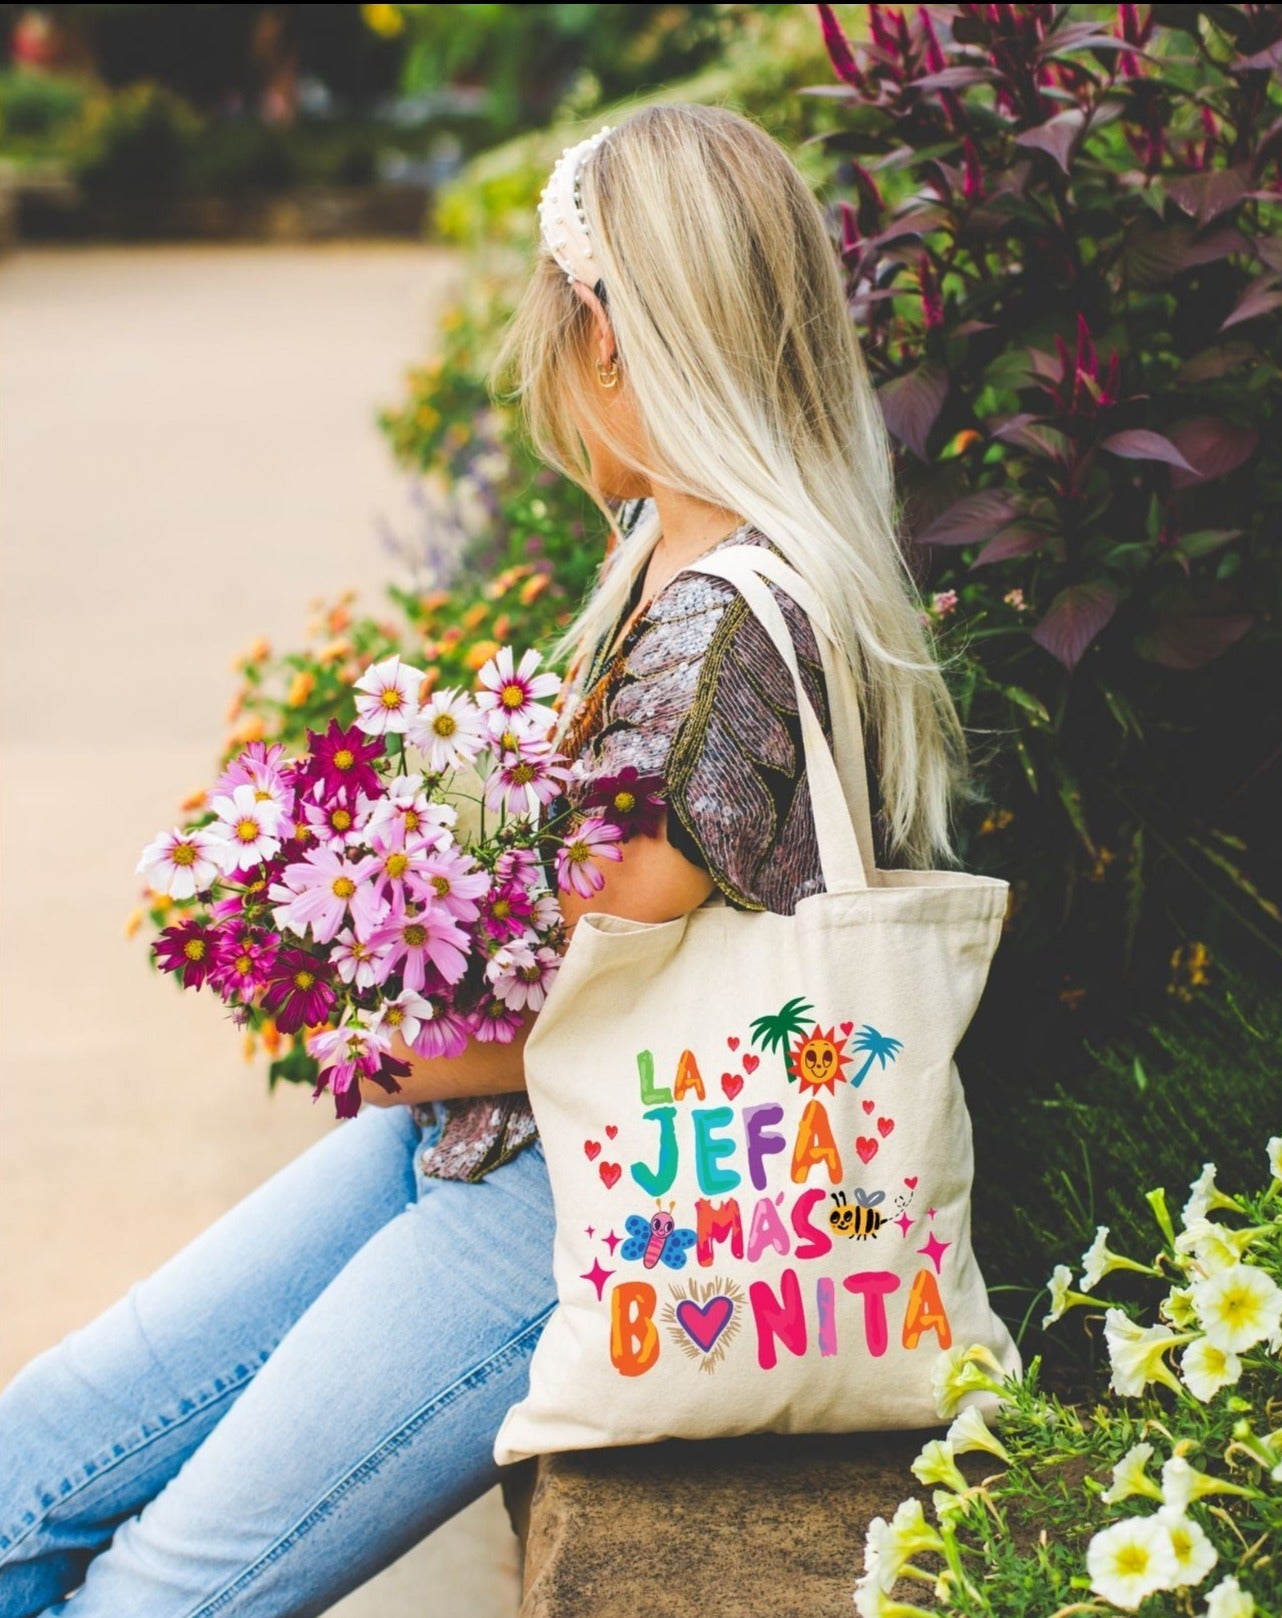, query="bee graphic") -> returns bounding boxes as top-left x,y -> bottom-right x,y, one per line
829,1188 -> 886,1240
620,1201 -> 697,1271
